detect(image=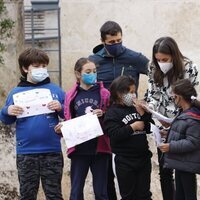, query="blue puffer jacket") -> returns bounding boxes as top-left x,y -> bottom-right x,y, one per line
164,107 -> 200,174
89,44 -> 149,89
